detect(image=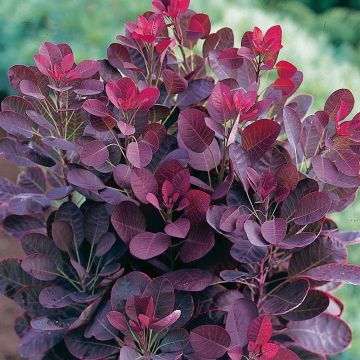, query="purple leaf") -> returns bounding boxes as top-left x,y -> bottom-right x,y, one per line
305,263 -> 360,285
111,202 -> 146,244
283,106 -> 302,148
26,110 -> 55,131
83,99 -> 111,117
163,69 -> 188,94
130,232 -> 170,260
287,314 -> 351,355
0,111 -> 33,138
293,192 -> 331,225
262,279 -> 310,315
95,233 -> 116,257
190,325 -> 231,359
178,108 -> 214,153
73,79 -> 104,95
324,89 -> 354,122
244,220 -> 267,247
126,141 -> 153,168
242,119 -> 281,163
19,80 -> 45,99
21,254 -> 58,281
180,222 -> 215,263
165,218 -> 191,238
143,277 -> 175,318
261,218 -> 287,245
282,290 -> 329,321
80,140 -> 109,167
164,269 -> 215,291
39,285 -> 73,309
225,299 -> 258,347
230,241 -> 267,264
176,79 -> 214,107
65,330 -> 118,360
131,168 -> 158,204
289,237 -> 347,276
42,136 -> 75,151
67,168 -> 105,191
